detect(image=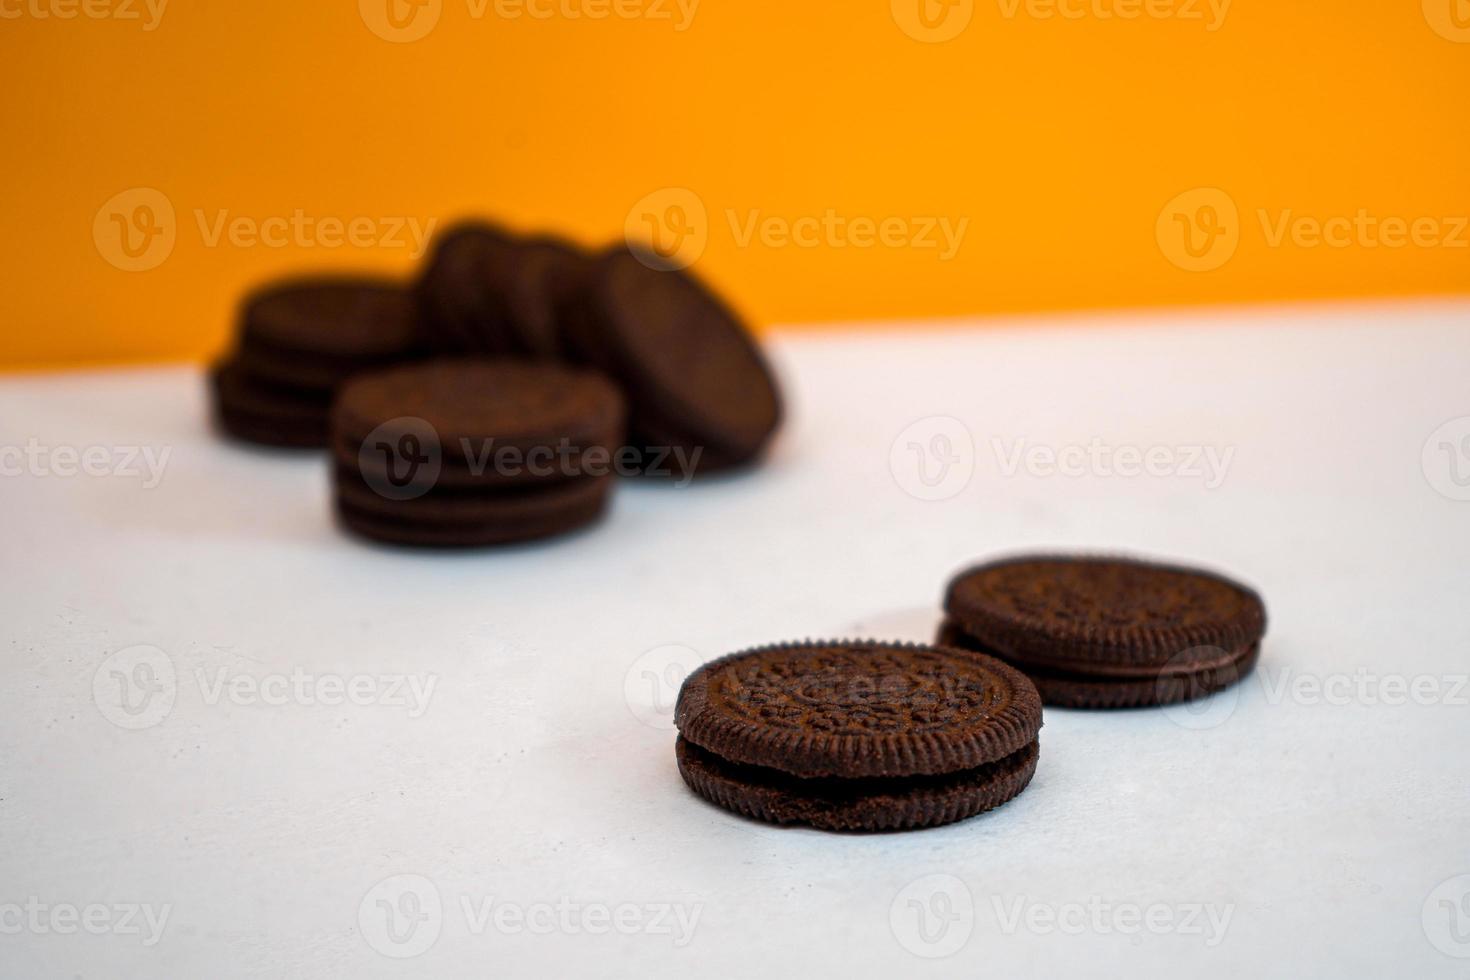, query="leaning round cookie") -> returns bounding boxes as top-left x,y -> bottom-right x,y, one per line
563,244 -> 781,474
936,619 -> 1262,709
332,359 -> 627,488
416,224 -> 590,358
236,277 -> 425,391
673,640 -> 1042,831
